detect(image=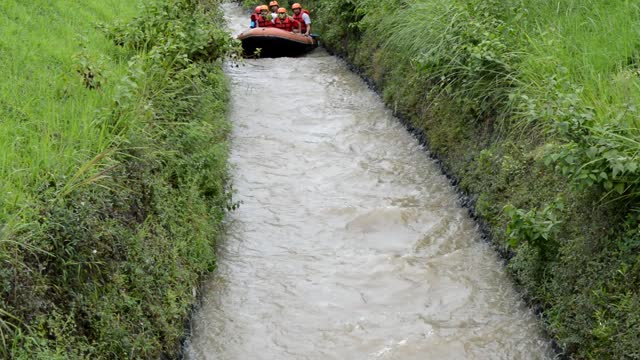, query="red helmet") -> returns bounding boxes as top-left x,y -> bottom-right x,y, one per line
269,1 -> 279,7
292,3 -> 302,9
255,6 -> 262,13
277,7 -> 287,13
